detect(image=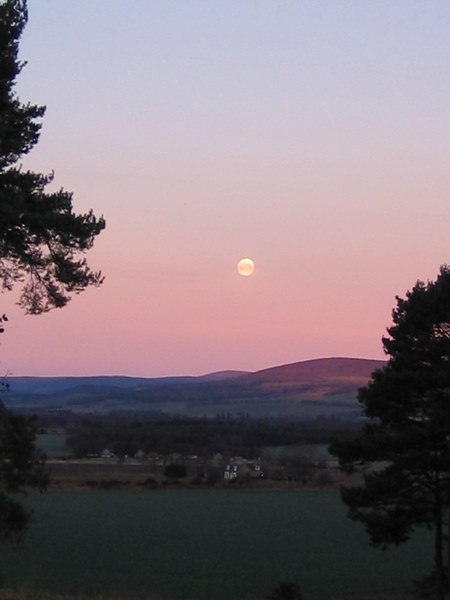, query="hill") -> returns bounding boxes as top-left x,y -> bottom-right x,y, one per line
5,357 -> 385,419
245,357 -> 384,384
